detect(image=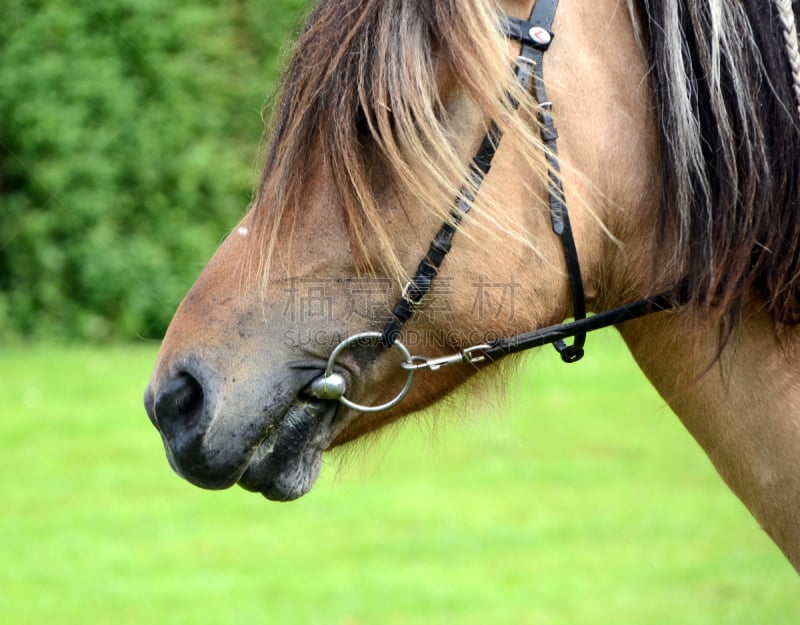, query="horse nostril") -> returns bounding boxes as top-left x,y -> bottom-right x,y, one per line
154,372 -> 205,431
